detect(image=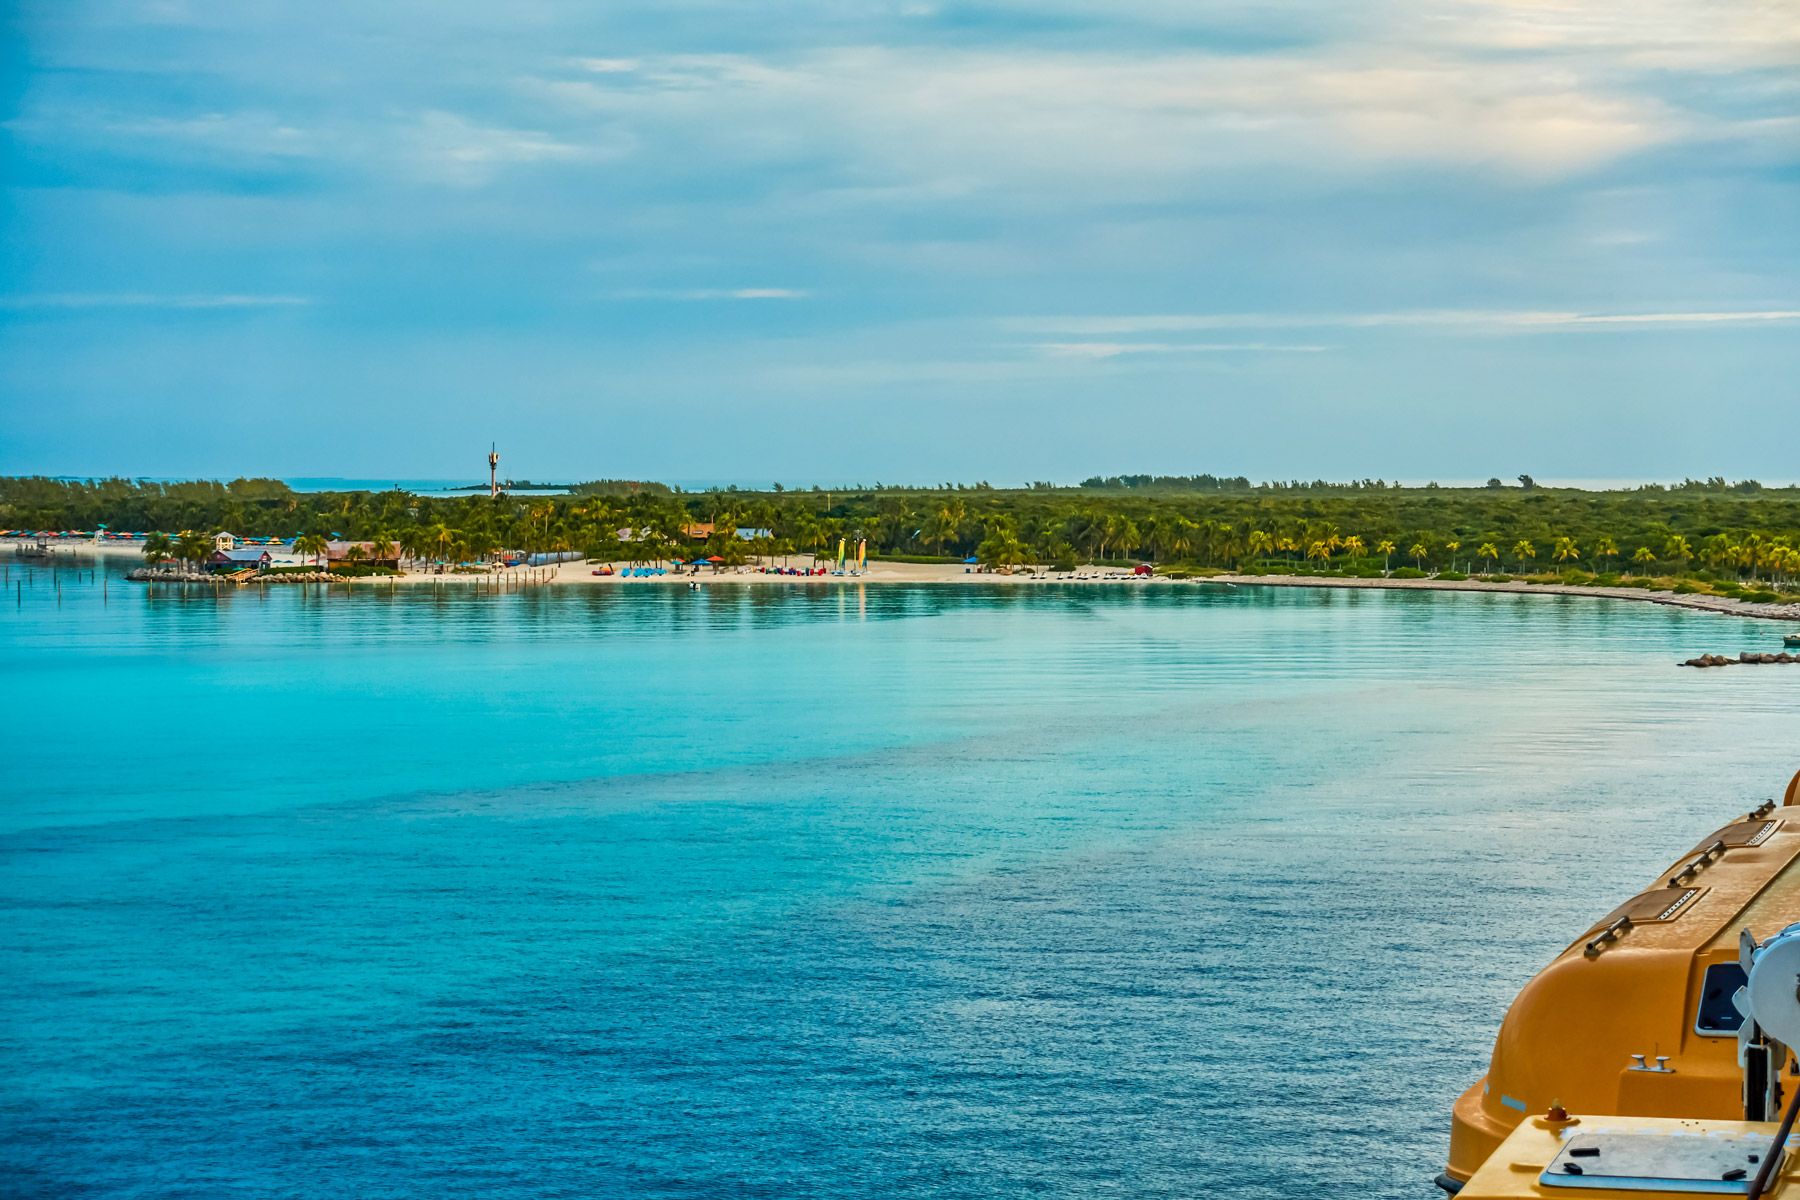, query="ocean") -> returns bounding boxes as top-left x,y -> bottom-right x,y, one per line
3,558 -> 1796,1197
